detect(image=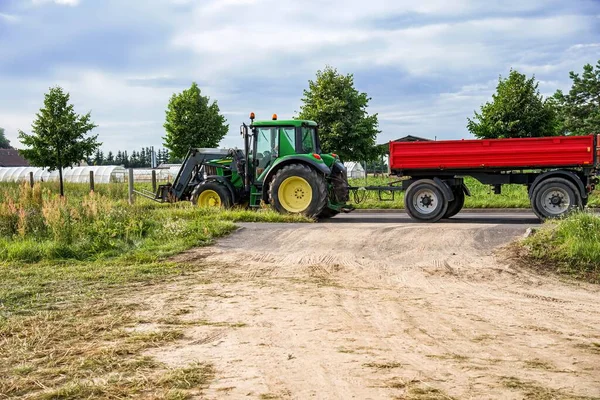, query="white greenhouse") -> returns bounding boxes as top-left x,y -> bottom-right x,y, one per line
343,162 -> 366,179
131,168 -> 179,182
0,166 -> 127,184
